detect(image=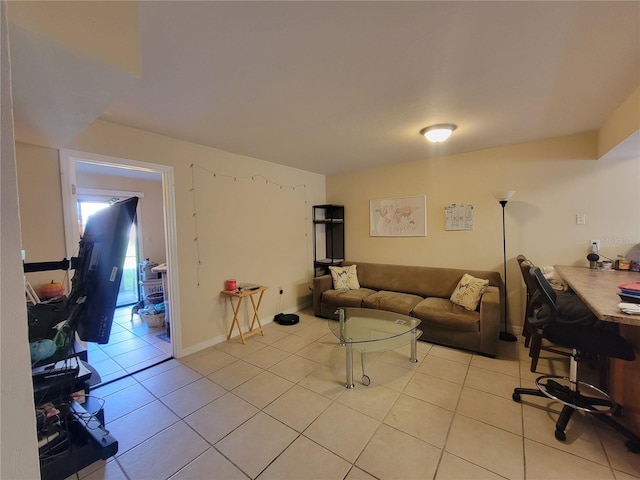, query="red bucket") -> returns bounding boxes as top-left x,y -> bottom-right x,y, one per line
225,279 -> 237,291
